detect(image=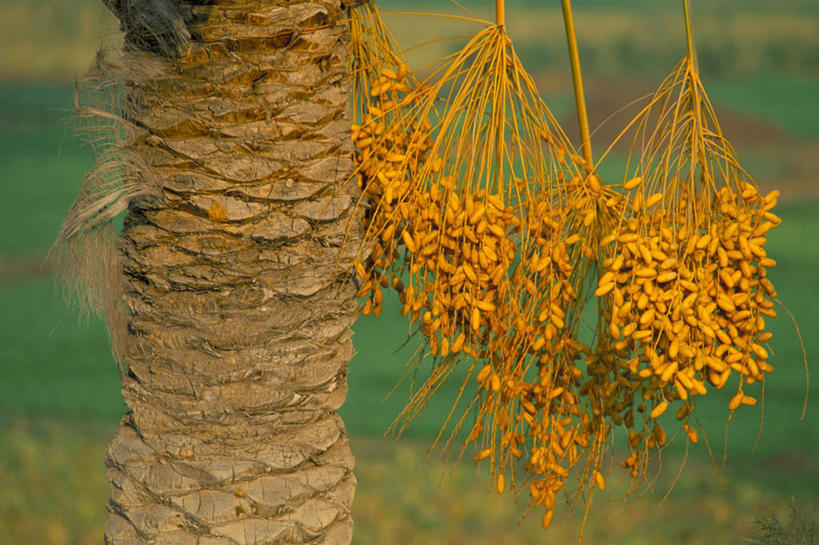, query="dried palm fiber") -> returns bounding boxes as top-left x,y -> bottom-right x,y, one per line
49,4 -> 197,374
50,48 -> 171,368
102,0 -> 193,57
348,0 -> 615,528
589,1 -> 786,490
52,1 -> 200,365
